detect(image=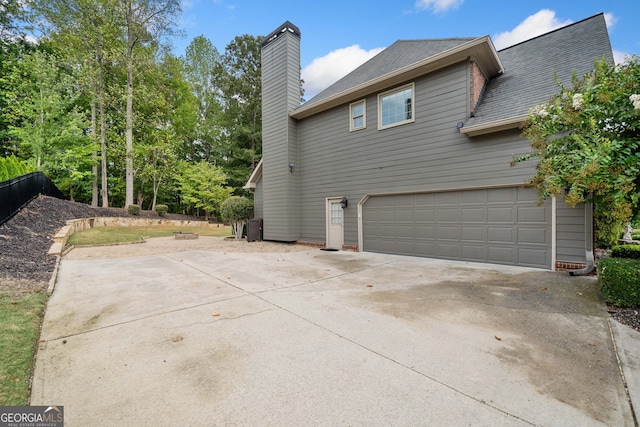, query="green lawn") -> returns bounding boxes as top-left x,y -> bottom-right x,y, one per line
67,224 -> 232,246
0,291 -> 48,405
